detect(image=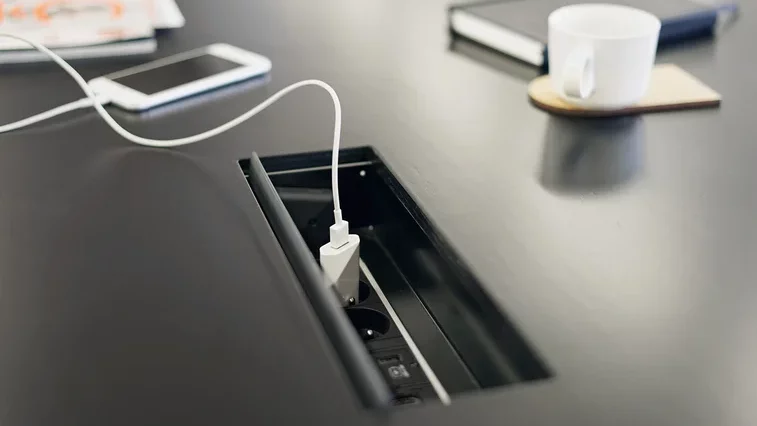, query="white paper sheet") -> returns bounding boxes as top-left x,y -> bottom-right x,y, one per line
0,0 -> 154,50
152,0 -> 185,29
